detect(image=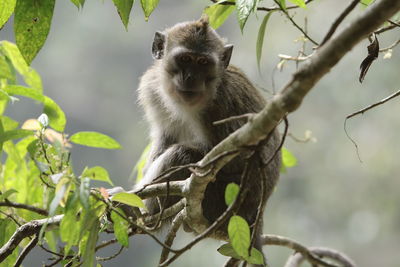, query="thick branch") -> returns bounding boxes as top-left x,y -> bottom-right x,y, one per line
184,0 -> 400,235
